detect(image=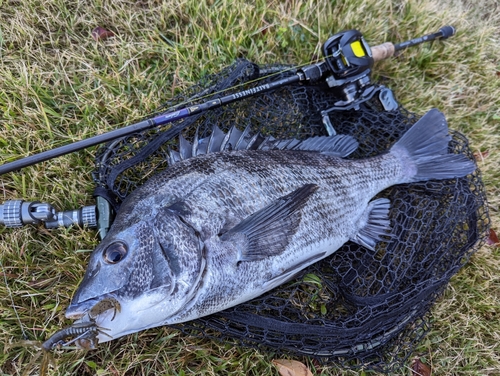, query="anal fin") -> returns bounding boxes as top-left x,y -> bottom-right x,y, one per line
350,198 -> 392,251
